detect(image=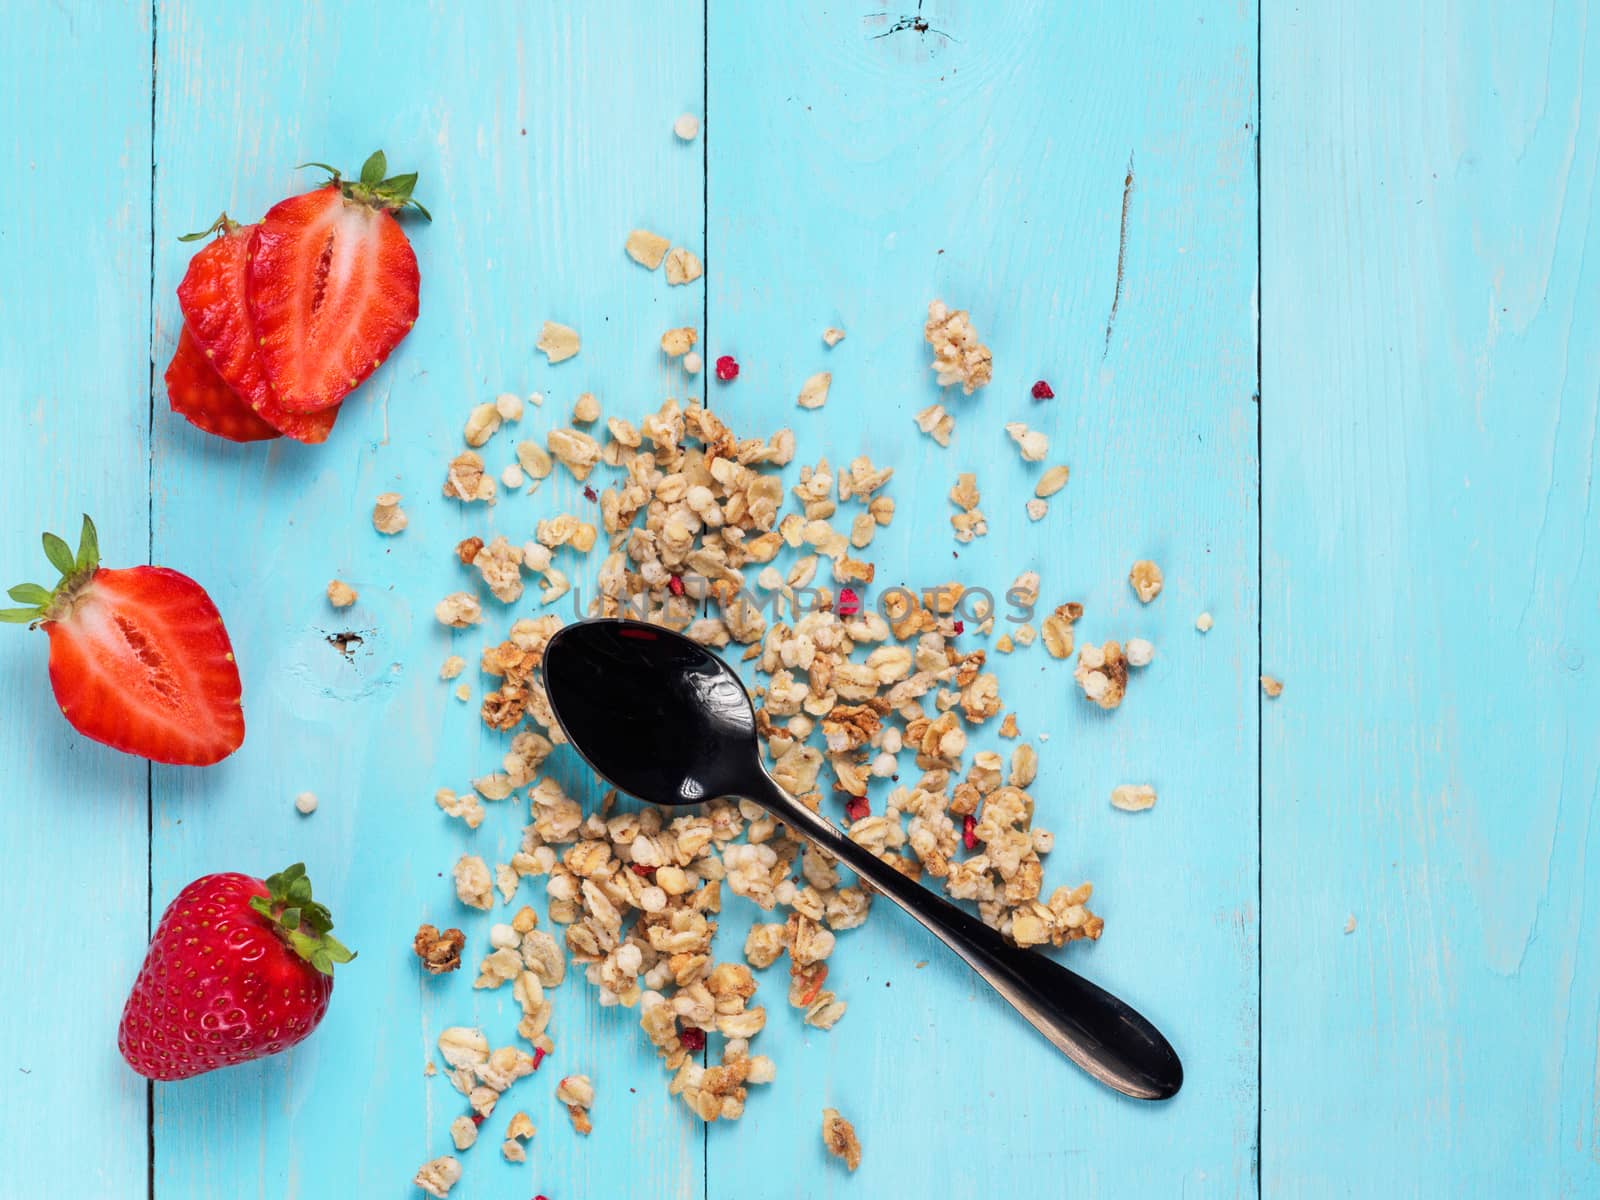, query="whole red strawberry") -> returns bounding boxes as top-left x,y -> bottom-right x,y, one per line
3,515 -> 244,765
249,151 -> 428,414
119,864 -> 354,1081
